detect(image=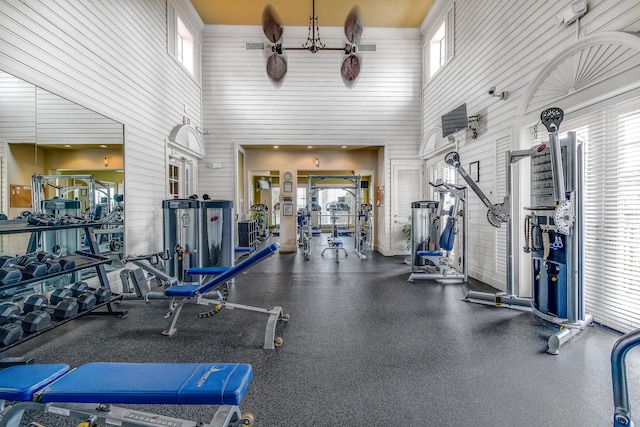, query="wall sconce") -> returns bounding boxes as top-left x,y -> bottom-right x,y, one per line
488,86 -> 508,100
468,115 -> 480,139
556,0 -> 587,27
315,157 -> 320,168
104,156 -> 109,167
